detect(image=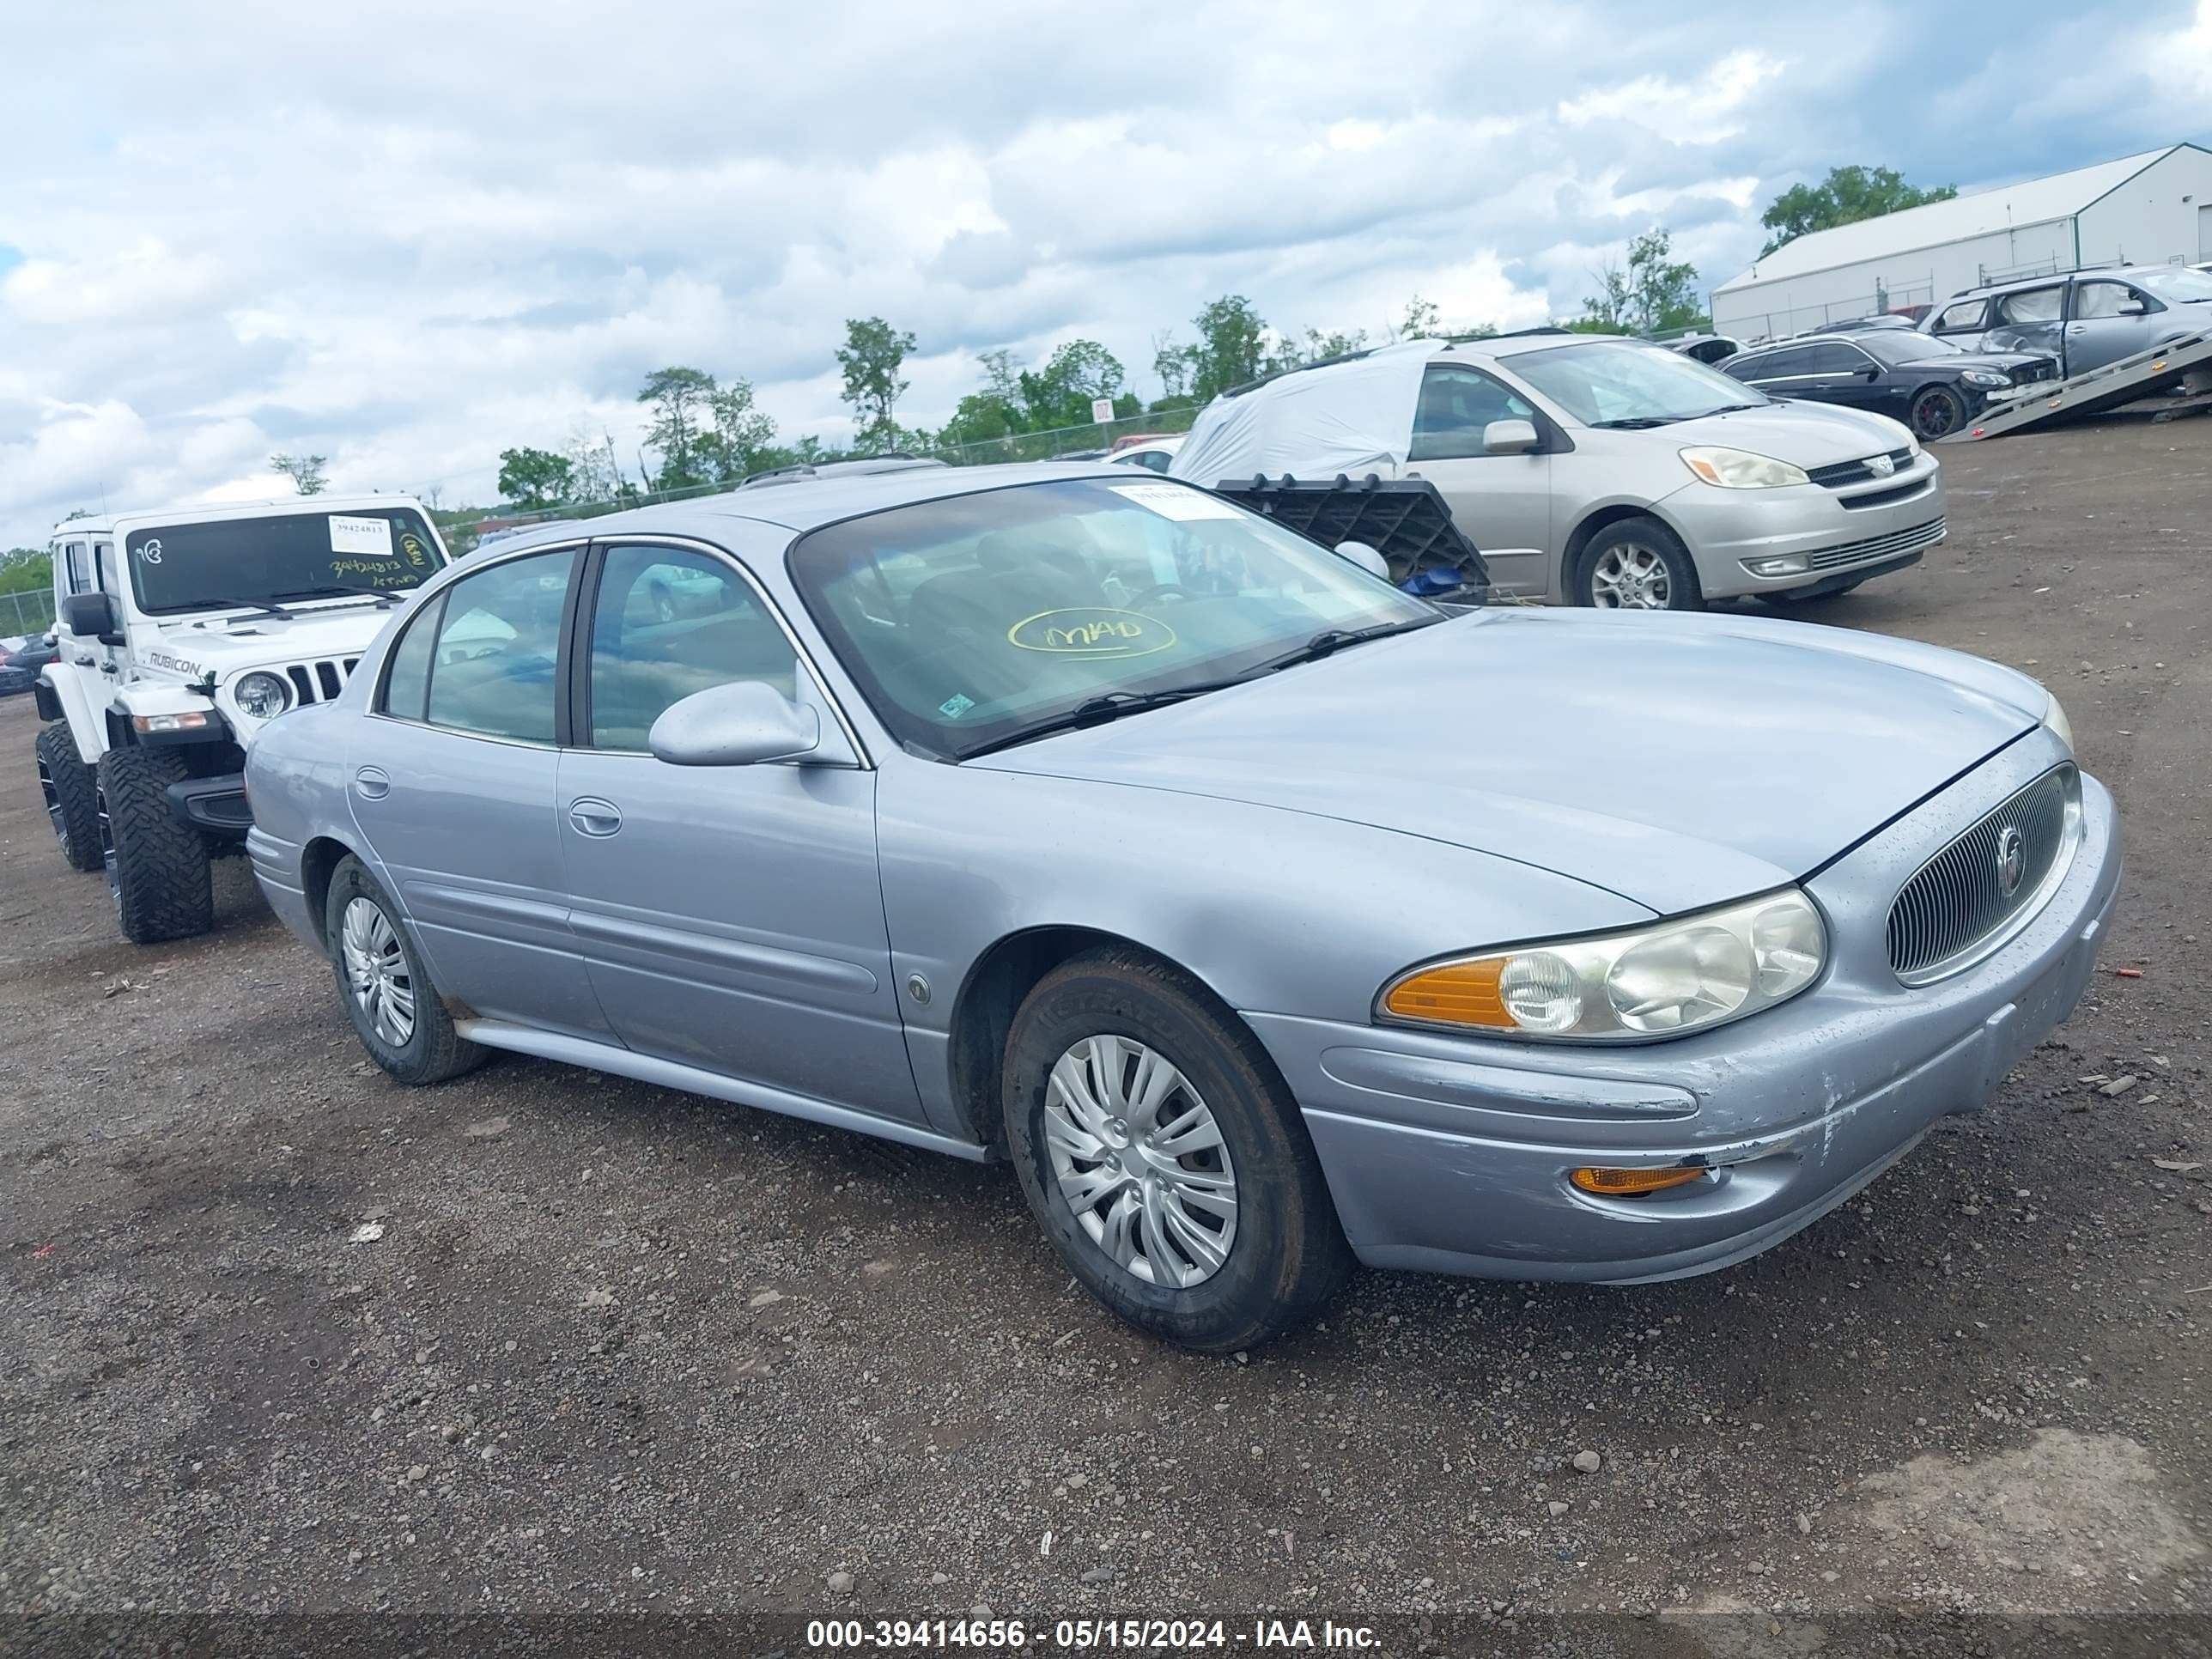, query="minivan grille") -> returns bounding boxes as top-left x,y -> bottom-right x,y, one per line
279,657 -> 362,706
1807,515 -> 1945,571
1807,449 -> 1916,489
1887,766 -> 2077,984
